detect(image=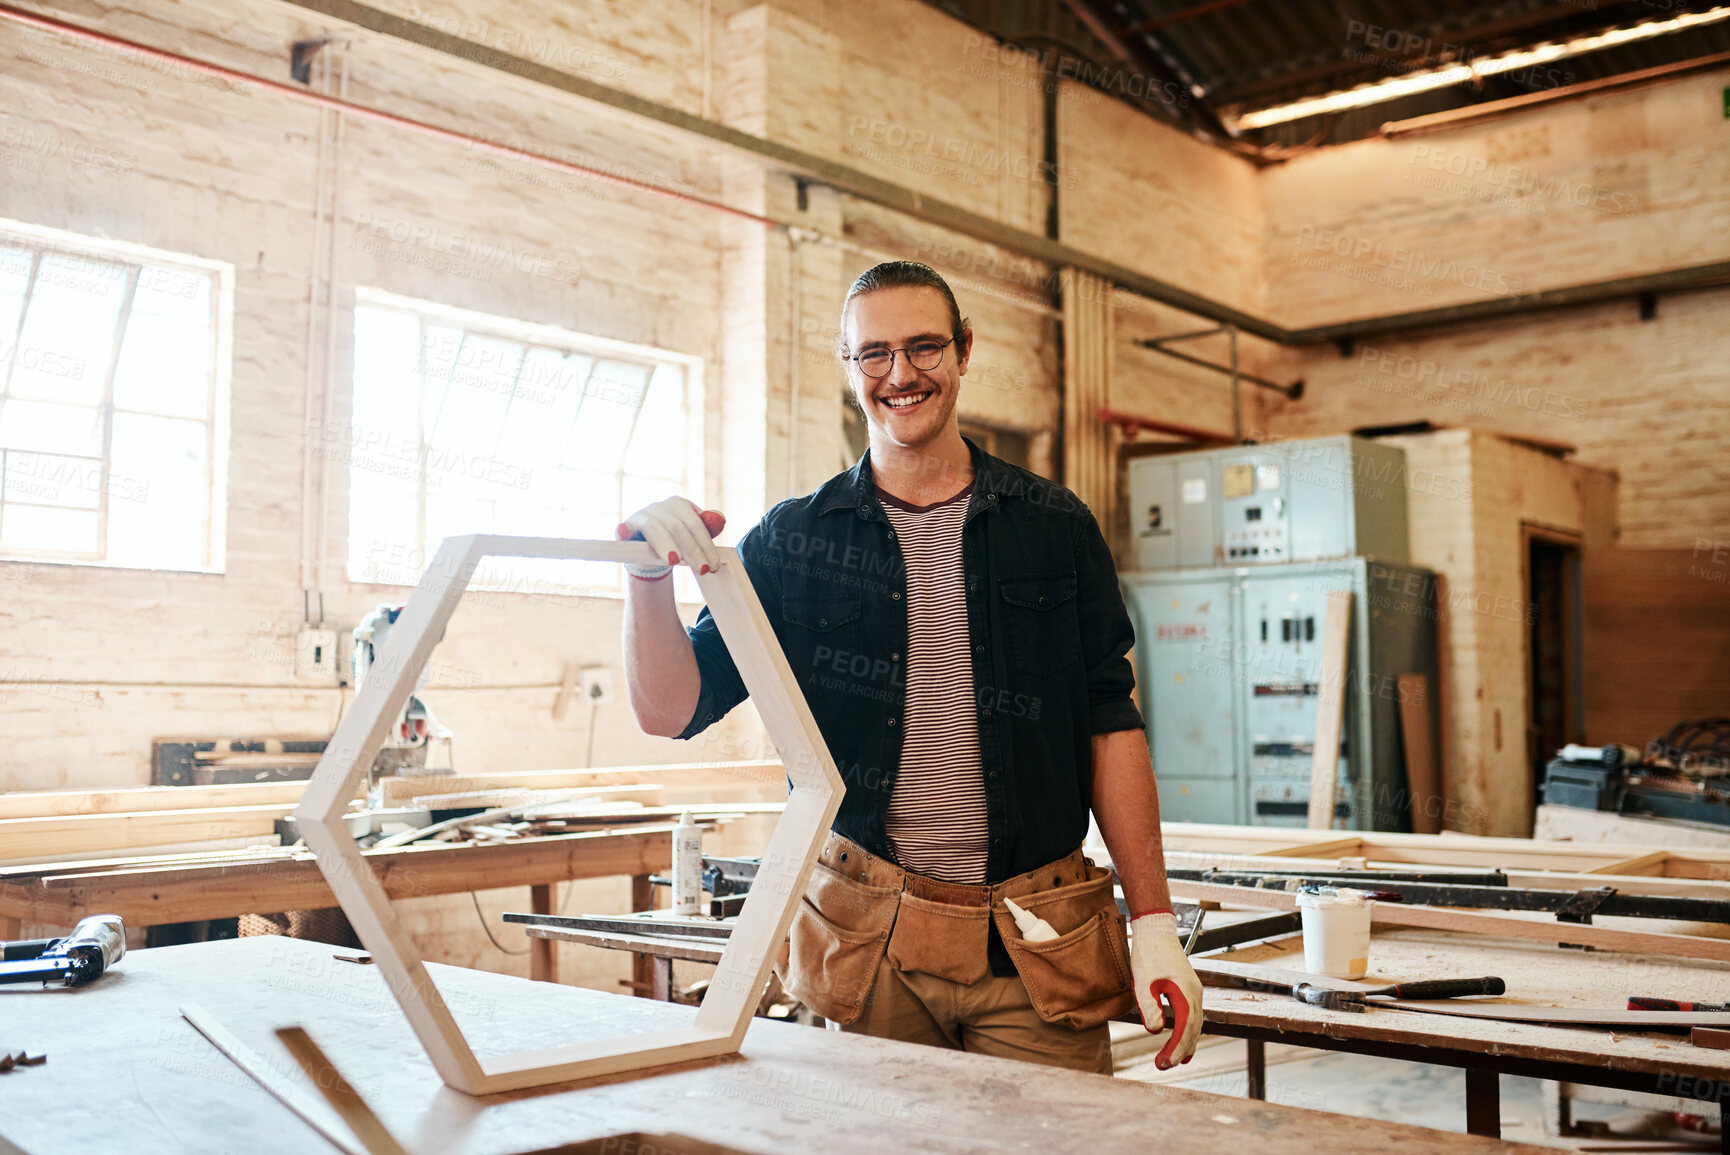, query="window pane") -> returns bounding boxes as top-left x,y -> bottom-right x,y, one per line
0,399 -> 103,456
107,413 -> 207,569
111,265 -> 215,418
347,461 -> 421,584
426,333 -> 520,456
495,349 -> 589,468
2,451 -> 102,509
622,364 -> 686,480
562,361 -> 648,473
0,248 -> 32,365
0,504 -> 97,554
10,256 -> 127,406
